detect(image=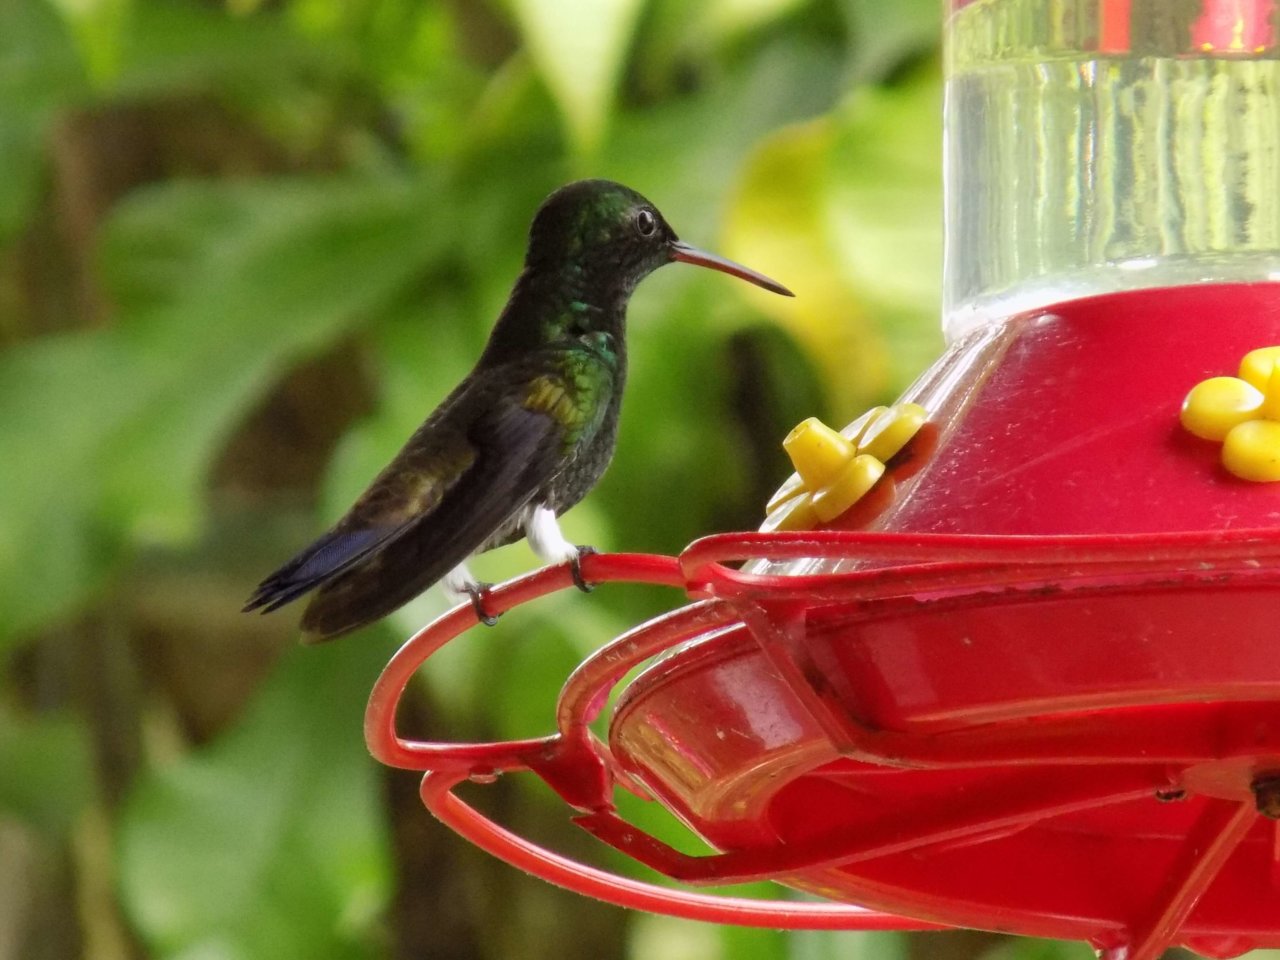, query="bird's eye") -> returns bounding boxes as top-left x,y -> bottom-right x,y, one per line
634,208 -> 658,237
